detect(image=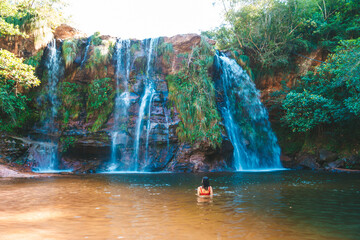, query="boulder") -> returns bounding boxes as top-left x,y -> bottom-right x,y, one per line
326,159 -> 345,169
54,24 -> 87,40
319,149 -> 338,163
297,153 -> 320,170
280,154 -> 294,168
164,34 -> 201,53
